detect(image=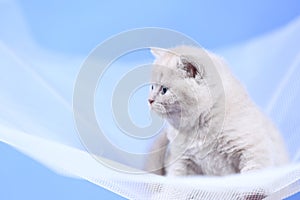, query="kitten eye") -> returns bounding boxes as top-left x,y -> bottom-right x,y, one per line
151,85 -> 154,90
161,86 -> 168,95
